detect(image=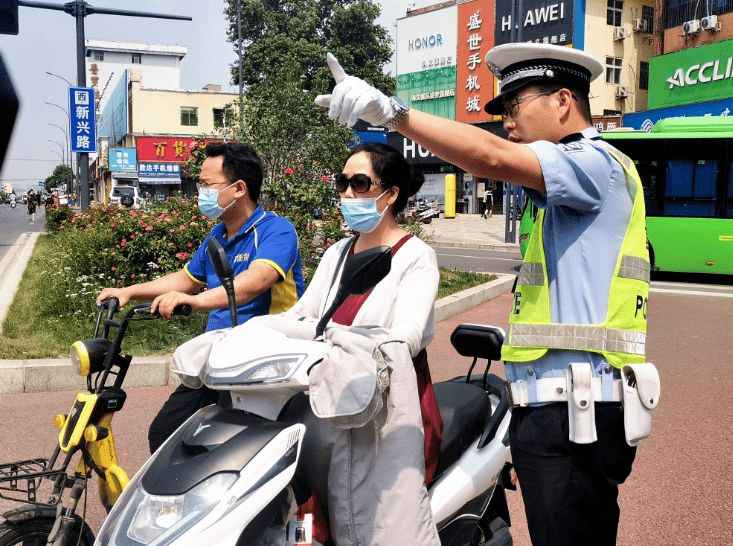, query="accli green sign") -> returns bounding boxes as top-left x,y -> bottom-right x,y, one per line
649,40 -> 733,110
